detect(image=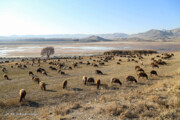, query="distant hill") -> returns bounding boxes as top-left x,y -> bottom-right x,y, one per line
128,28 -> 180,41
80,35 -> 112,42
0,28 -> 180,42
